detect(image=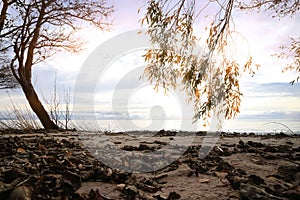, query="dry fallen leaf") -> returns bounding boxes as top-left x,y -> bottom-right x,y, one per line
198,178 -> 210,183
214,172 -> 228,178
16,148 -> 26,153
